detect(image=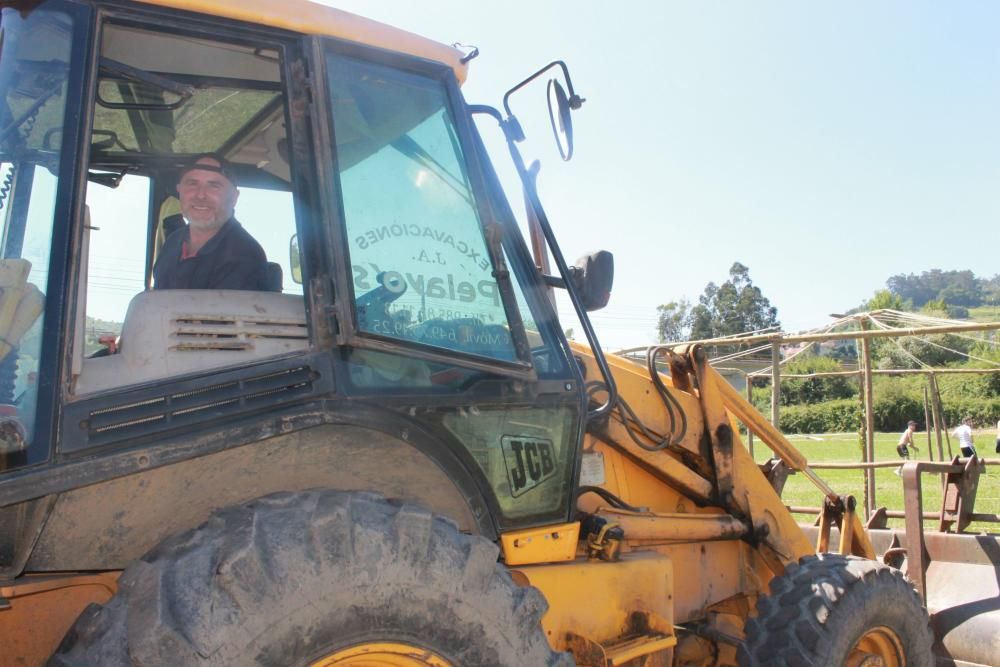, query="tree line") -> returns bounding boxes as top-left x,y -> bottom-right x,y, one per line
654,264 -> 1000,432
886,269 -> 1000,309
657,265 -> 1000,346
